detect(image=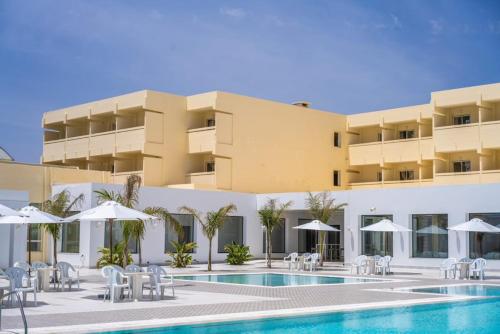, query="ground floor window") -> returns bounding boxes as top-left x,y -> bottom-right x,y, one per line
28,224 -> 42,252
165,214 -> 194,253
361,215 -> 393,256
104,222 -> 138,253
262,218 -> 285,253
218,216 -> 244,253
61,222 -> 80,253
298,219 -> 317,253
468,213 -> 500,259
412,214 -> 448,258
